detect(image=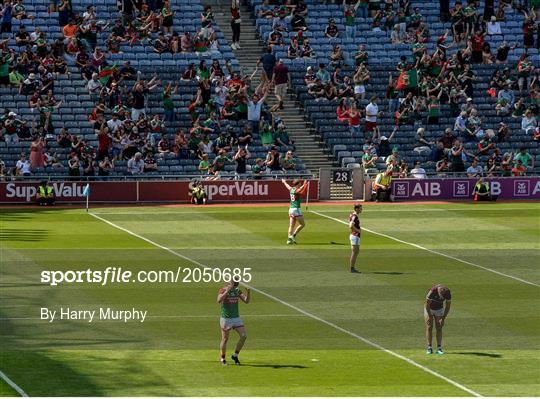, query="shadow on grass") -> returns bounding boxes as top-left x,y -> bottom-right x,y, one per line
297,242 -> 347,246
0,229 -> 48,242
452,351 -> 502,358
0,282 -> 45,288
238,363 -> 308,369
0,350 -> 104,395
1,314 -> 175,395
0,212 -> 33,222
15,336 -> 144,348
370,271 -> 413,275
